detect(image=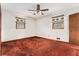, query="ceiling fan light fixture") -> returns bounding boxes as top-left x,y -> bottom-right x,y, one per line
41,12 -> 44,15
33,13 -> 36,15
33,11 -> 44,15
